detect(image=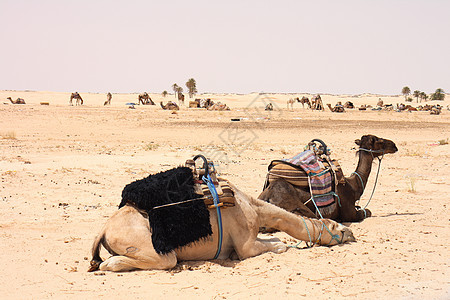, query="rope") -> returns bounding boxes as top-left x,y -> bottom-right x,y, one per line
151,196 -> 210,210
202,172 -> 223,259
352,148 -> 385,214
289,216 -> 313,249
306,176 -> 343,246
